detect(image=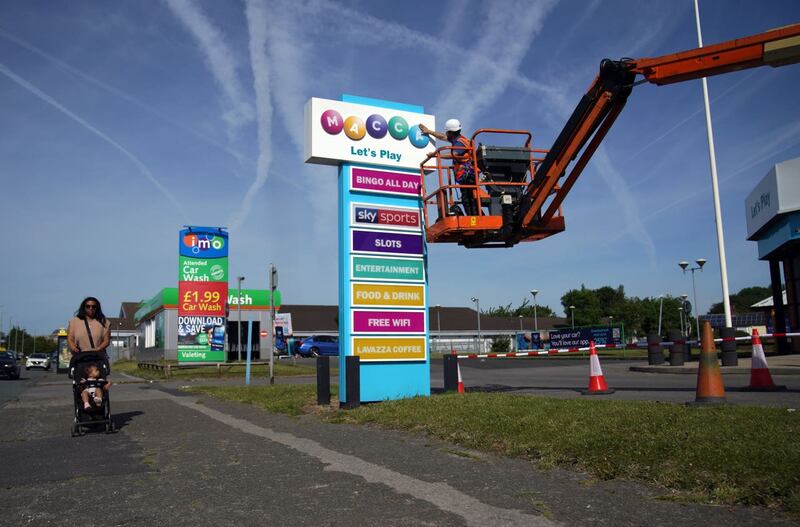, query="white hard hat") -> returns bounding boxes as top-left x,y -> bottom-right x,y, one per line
444,118 -> 462,132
